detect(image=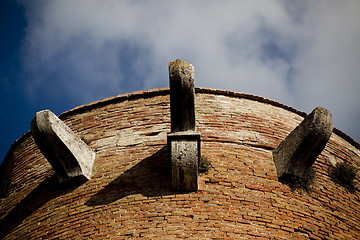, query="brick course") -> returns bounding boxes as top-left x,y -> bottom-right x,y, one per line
0,88 -> 359,239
